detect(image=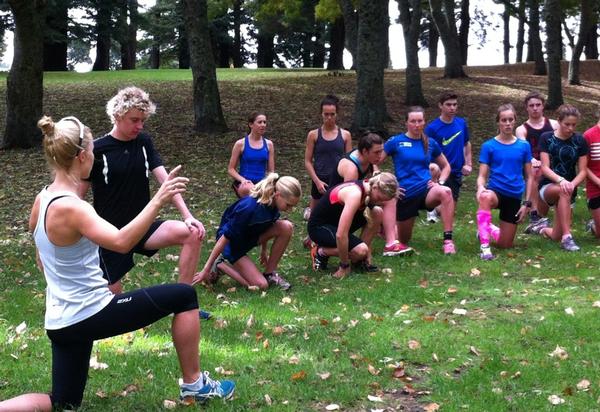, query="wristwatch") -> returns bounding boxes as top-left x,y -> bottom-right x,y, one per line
522,200 -> 532,207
